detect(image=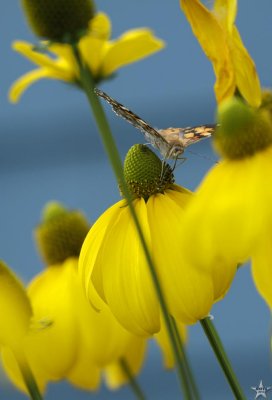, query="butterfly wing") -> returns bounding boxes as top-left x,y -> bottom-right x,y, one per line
159,125 -> 215,148
95,89 -> 172,157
